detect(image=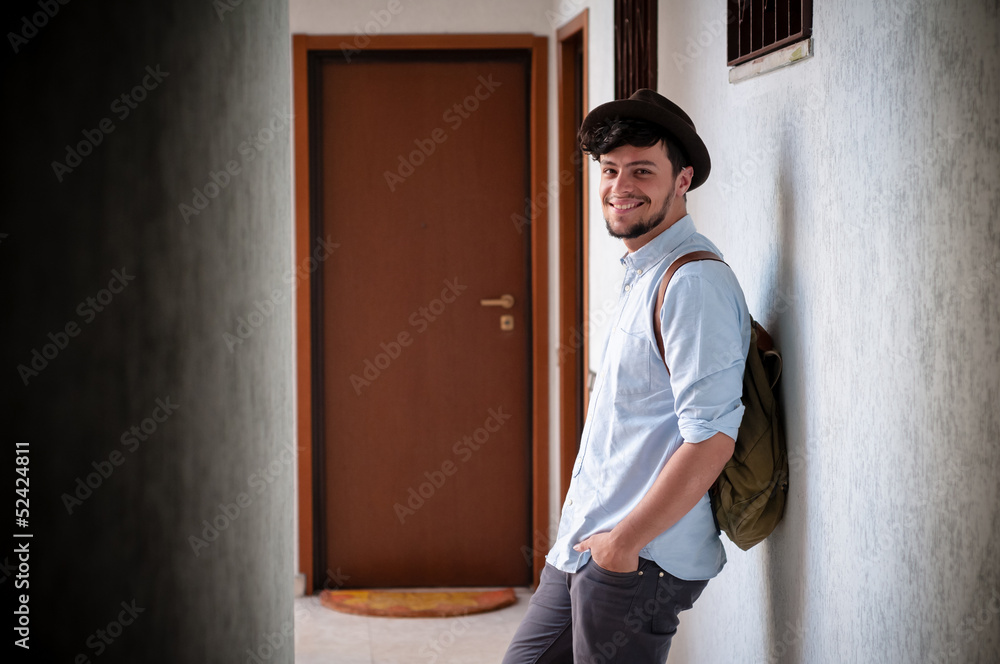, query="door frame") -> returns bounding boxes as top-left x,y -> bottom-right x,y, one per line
556,11 -> 589,502
292,33 -> 549,593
